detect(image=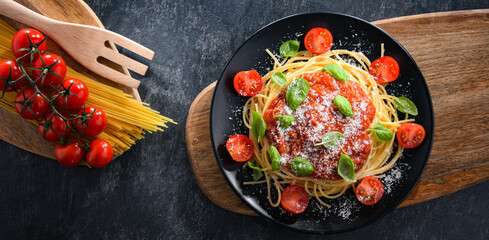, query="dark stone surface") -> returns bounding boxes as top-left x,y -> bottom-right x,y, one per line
1,0 -> 488,239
